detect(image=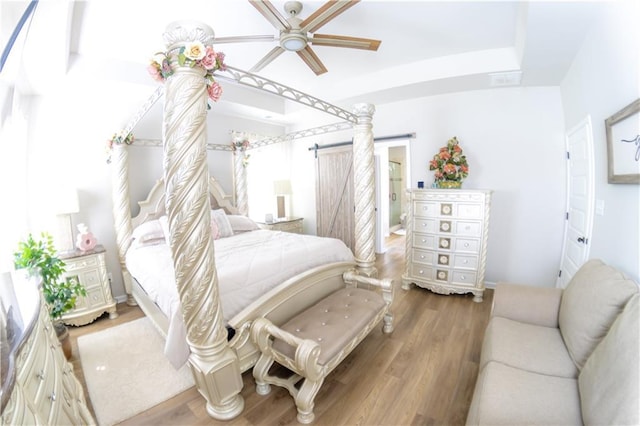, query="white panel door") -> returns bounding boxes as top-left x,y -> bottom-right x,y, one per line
557,116 -> 595,288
